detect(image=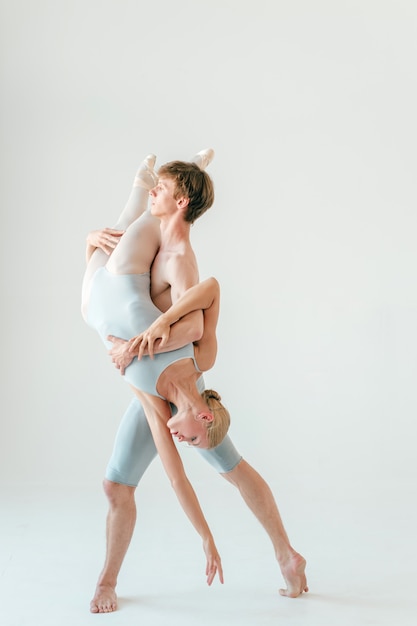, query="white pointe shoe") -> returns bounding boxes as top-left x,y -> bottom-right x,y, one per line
191,148 -> 215,170
133,154 -> 158,190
